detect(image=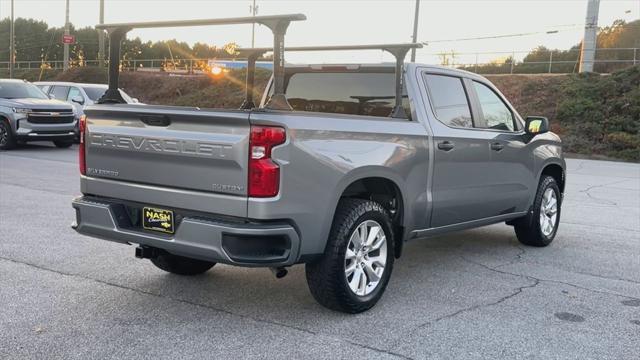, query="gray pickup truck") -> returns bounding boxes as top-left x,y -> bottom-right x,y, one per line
0,79 -> 77,150
72,15 -> 565,313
